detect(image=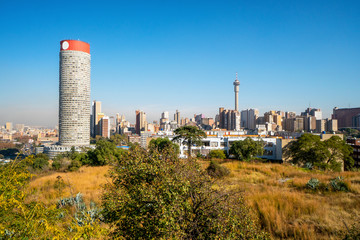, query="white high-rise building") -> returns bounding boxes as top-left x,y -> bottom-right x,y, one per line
59,40 -> 91,146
